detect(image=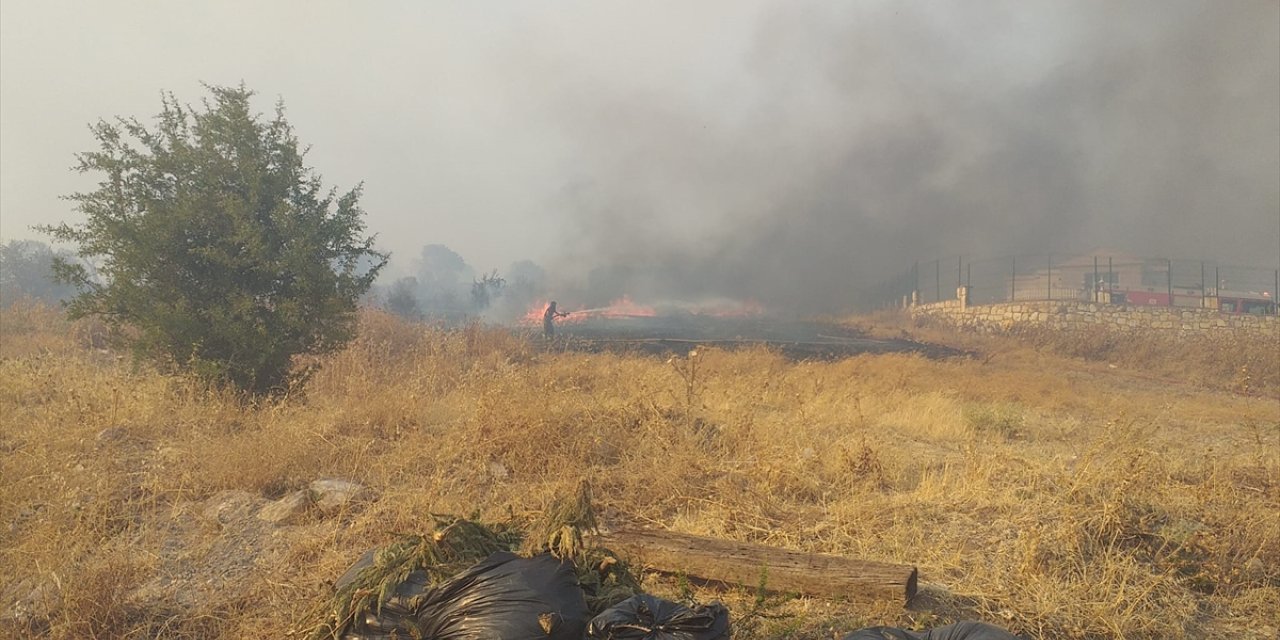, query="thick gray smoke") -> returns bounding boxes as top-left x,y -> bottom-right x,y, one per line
529,1 -> 1280,312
